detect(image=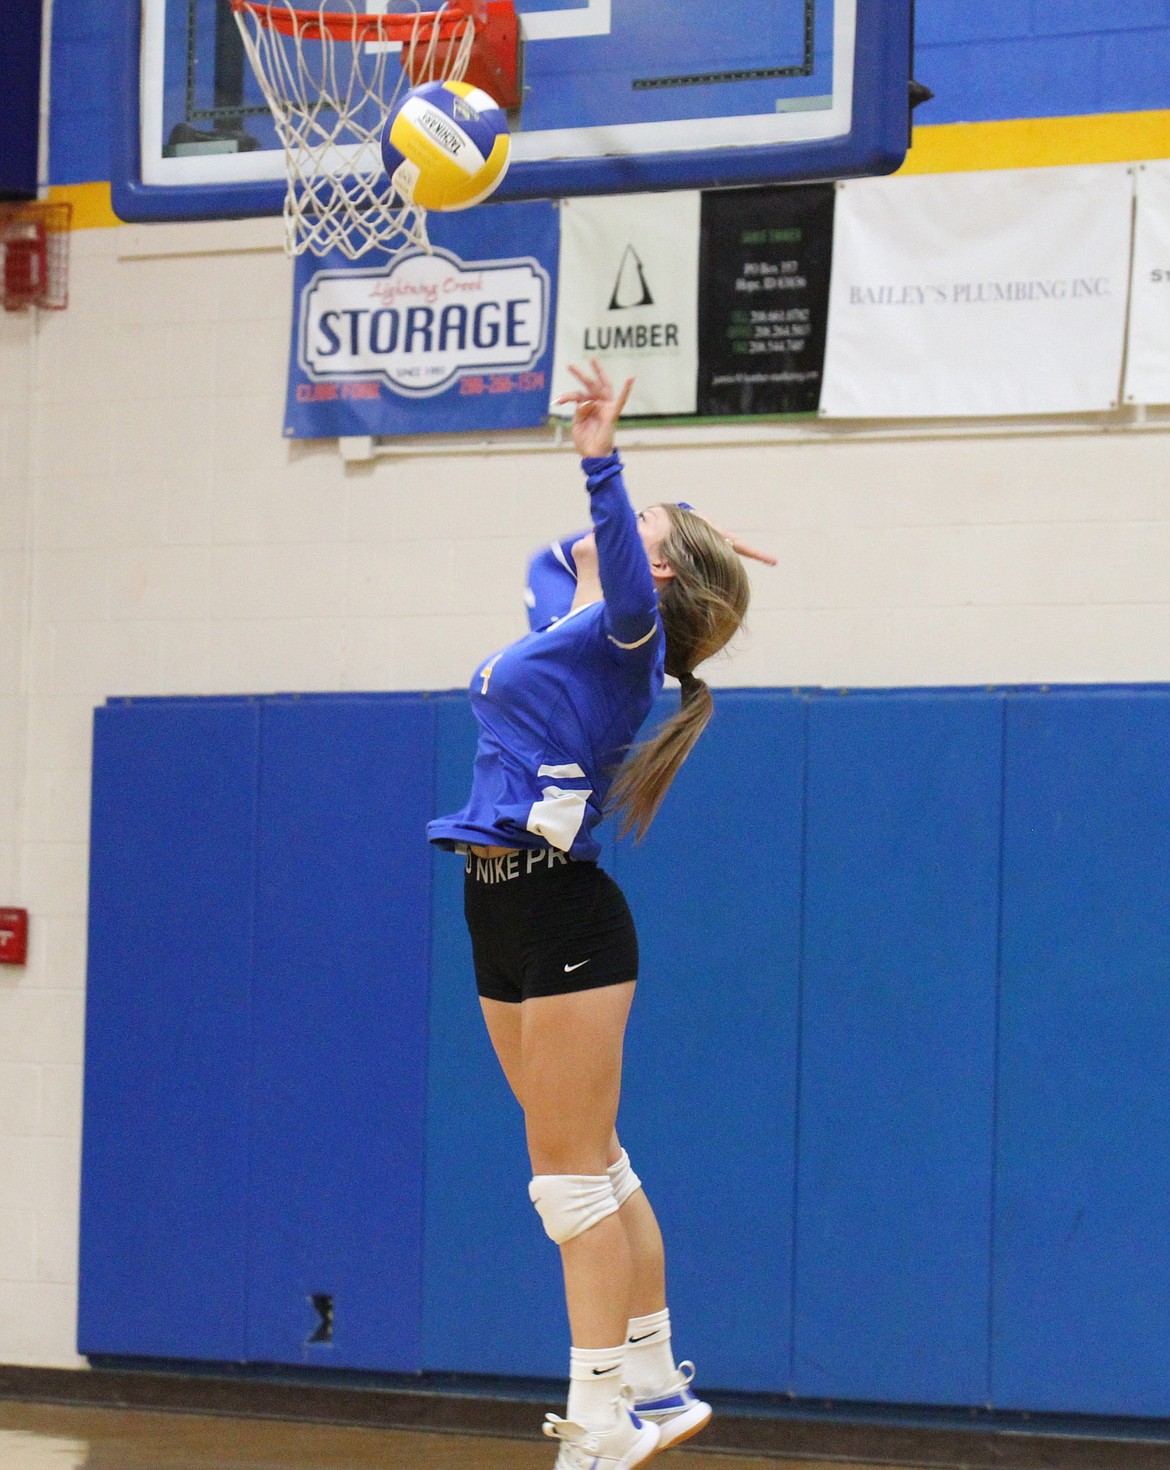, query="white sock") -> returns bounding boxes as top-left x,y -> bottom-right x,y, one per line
624,1308 -> 676,1396
566,1344 -> 626,1431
